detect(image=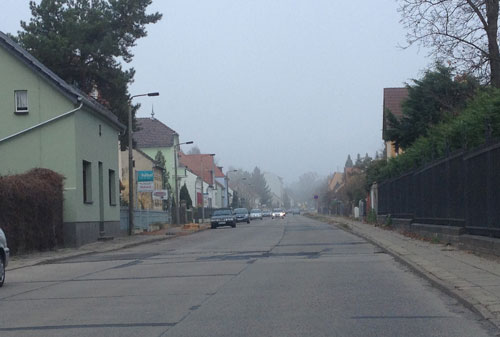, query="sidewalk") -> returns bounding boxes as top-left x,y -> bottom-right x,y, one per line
309,214 -> 500,331
7,223 -> 209,271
